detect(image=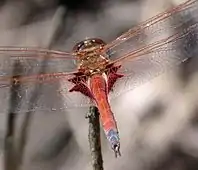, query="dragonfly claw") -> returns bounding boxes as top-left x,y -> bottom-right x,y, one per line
113,143 -> 121,158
